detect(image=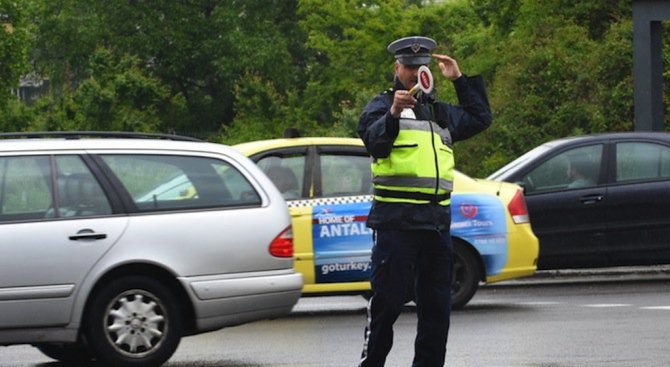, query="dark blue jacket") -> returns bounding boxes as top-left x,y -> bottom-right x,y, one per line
357,75 -> 492,231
